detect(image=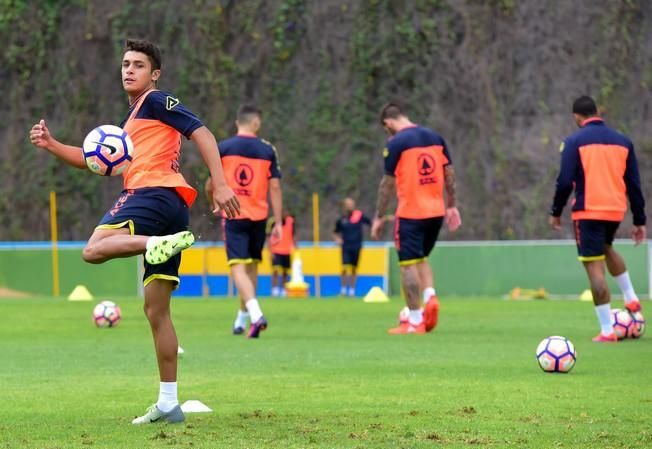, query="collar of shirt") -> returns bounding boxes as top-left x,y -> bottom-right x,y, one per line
581,117 -> 604,127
